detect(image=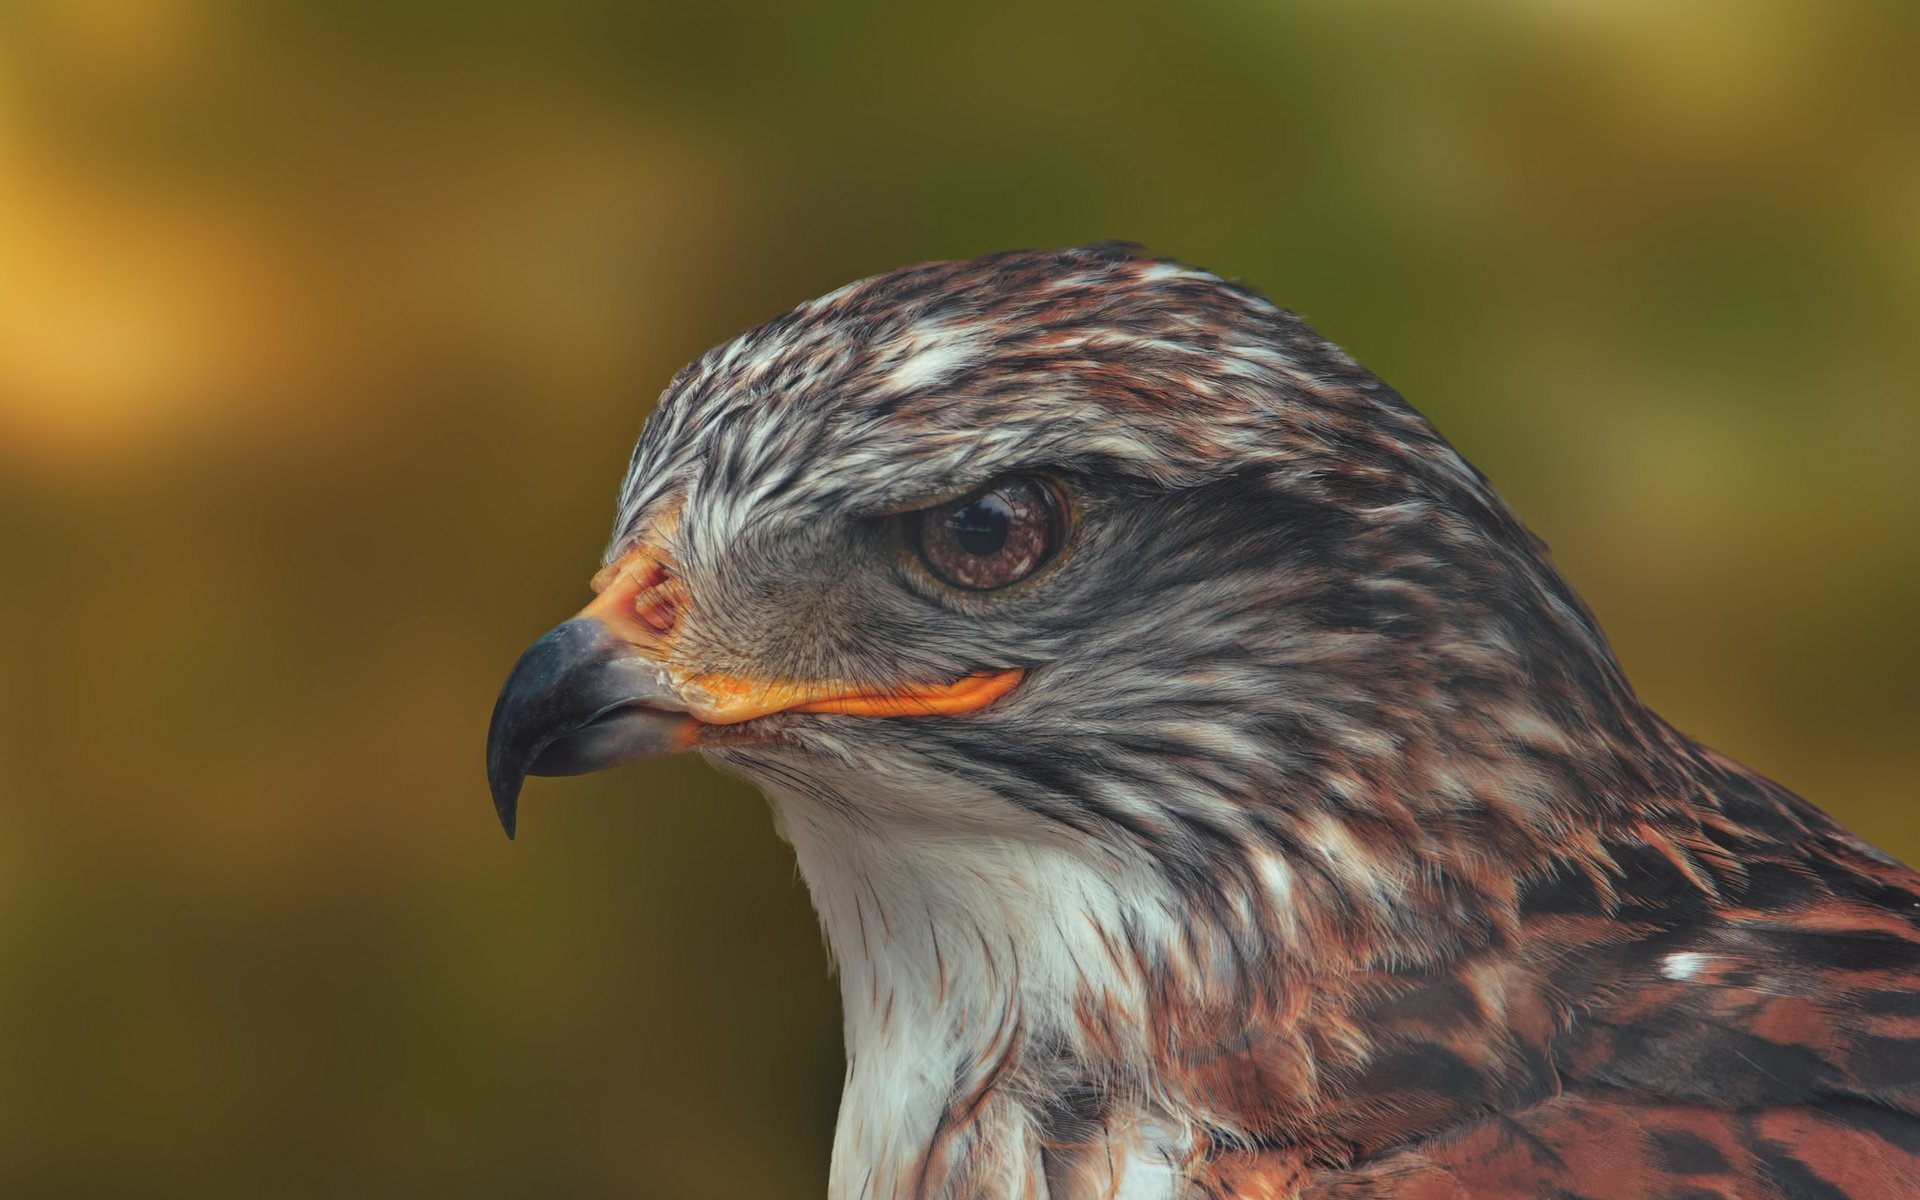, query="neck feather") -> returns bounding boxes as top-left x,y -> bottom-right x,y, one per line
764,767 -> 1216,1199
723,687 -> 1714,1197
